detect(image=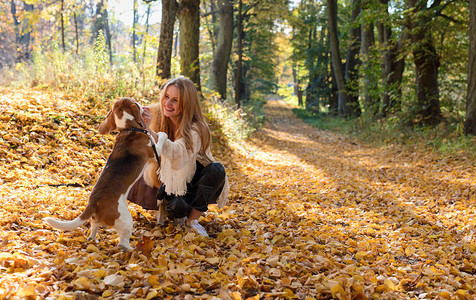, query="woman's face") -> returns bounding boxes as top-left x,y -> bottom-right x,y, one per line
162,84 -> 182,122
